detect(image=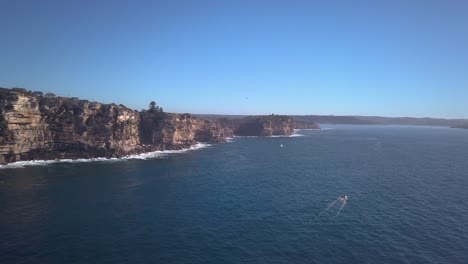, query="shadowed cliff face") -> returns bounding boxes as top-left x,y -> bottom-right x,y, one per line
452,123 -> 468,129
233,116 -> 295,136
139,113 -> 233,150
294,121 -> 321,129
0,88 -> 295,164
